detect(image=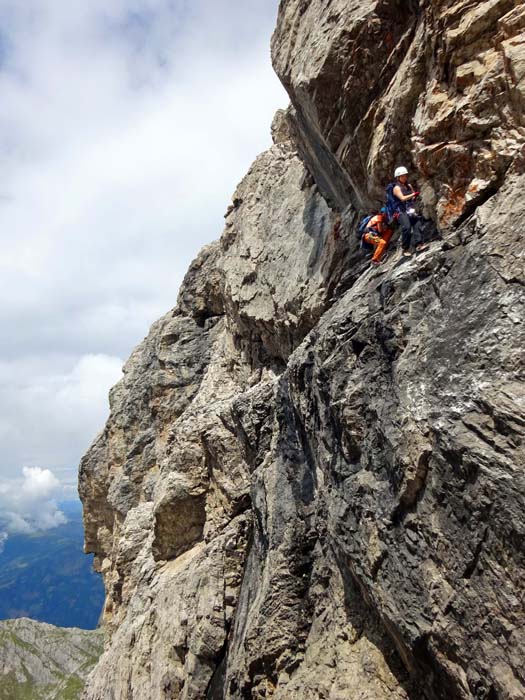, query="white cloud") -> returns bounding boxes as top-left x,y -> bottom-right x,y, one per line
0,466 -> 68,546
0,354 -> 123,485
0,0 -> 286,486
